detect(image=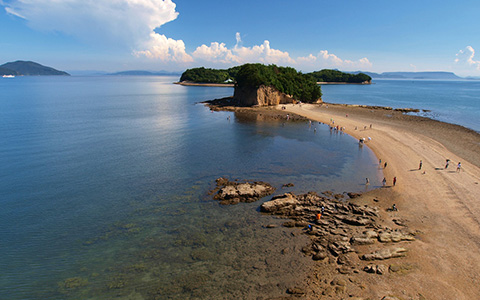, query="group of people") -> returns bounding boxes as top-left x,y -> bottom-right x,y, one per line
419,158 -> 462,172
365,175 -> 397,187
